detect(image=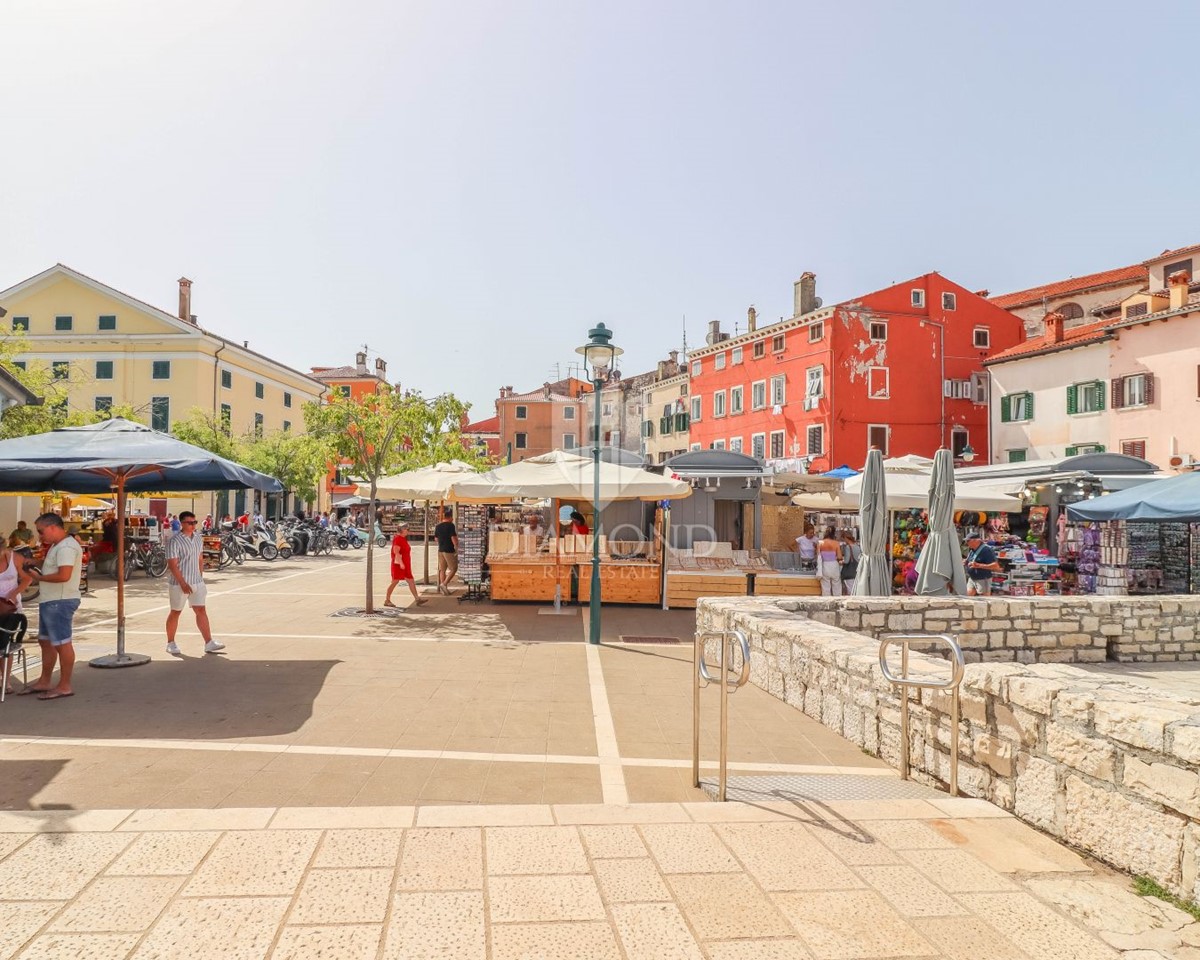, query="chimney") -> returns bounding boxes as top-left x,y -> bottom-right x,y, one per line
706,320 -> 722,345
1169,270 -> 1190,311
794,272 -> 816,316
747,305 -> 757,333
668,349 -> 678,366
543,381 -> 551,400
656,360 -> 666,379
975,289 -> 990,298
355,351 -> 368,375
375,357 -> 387,379
177,277 -> 193,323
1044,311 -> 1065,344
